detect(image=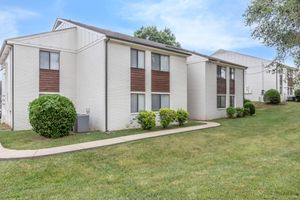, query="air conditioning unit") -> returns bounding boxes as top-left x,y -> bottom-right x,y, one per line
74,114 -> 89,133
